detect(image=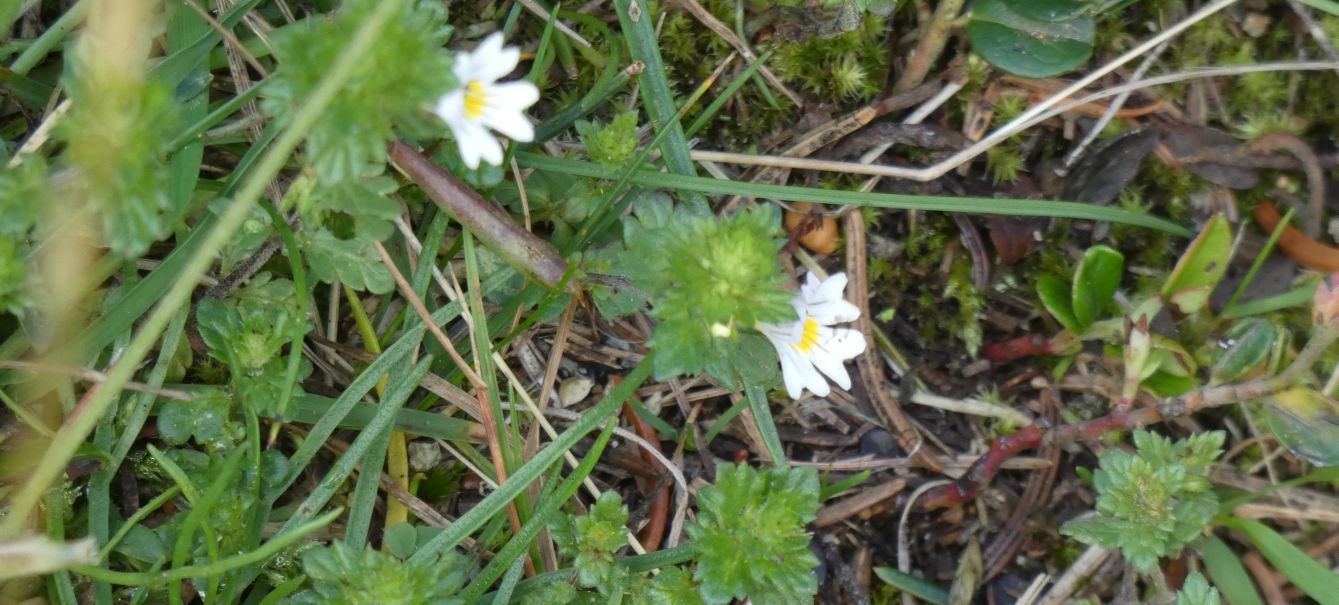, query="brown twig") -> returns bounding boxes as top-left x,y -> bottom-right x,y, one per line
389,141 -> 570,291
844,210 -> 943,472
